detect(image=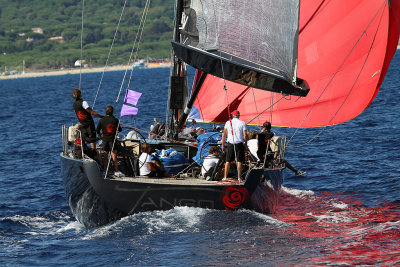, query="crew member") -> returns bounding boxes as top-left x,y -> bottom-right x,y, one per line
221,110 -> 247,182
96,105 -> 124,177
258,121 -> 305,176
72,88 -> 103,149
202,146 -> 222,180
139,143 -> 172,177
